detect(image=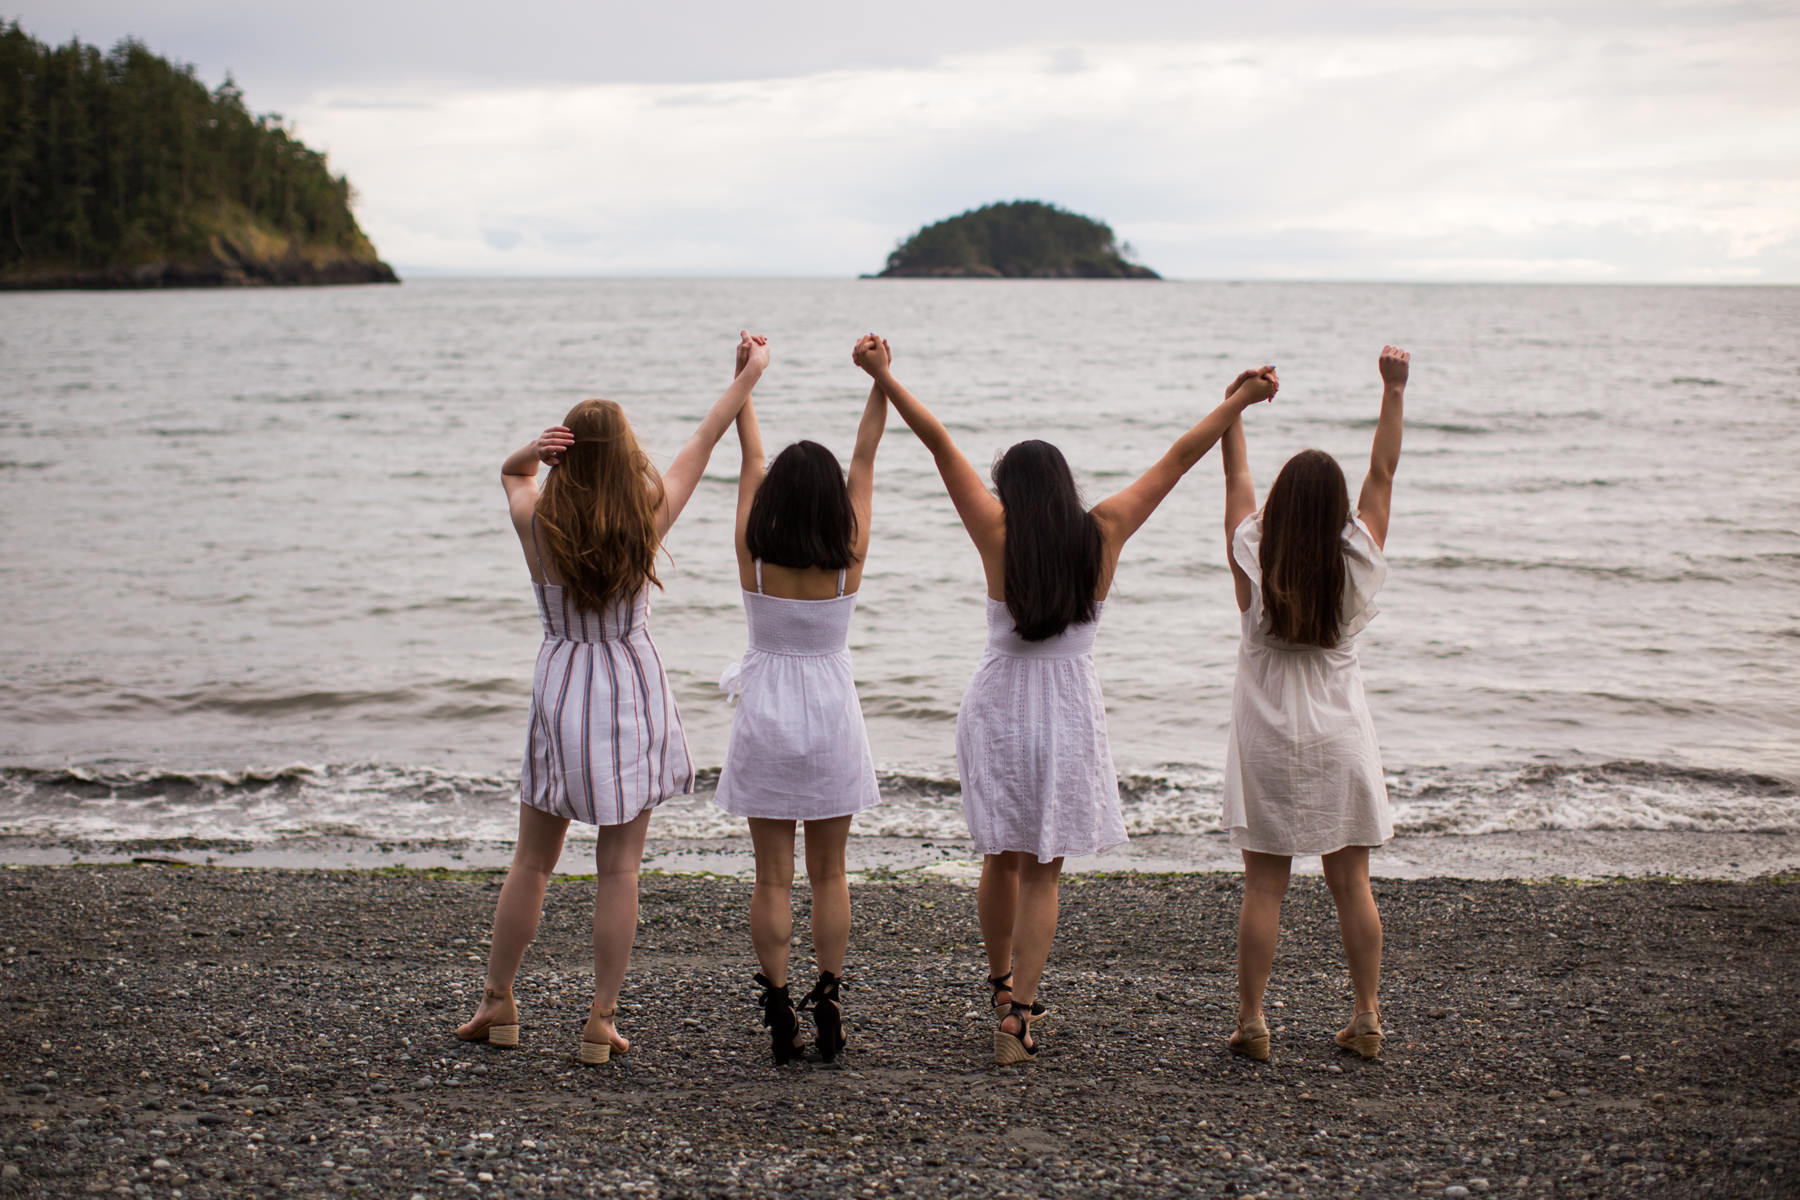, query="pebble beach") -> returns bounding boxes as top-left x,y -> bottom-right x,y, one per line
2,865 -> 1796,1198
